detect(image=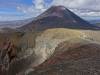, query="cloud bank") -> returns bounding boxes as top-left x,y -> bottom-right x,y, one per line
52,0 -> 99,10
17,0 -> 100,17
52,0 -> 100,17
